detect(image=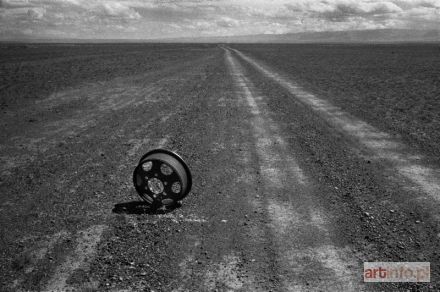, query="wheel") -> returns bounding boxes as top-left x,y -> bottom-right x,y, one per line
133,149 -> 192,206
